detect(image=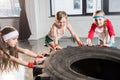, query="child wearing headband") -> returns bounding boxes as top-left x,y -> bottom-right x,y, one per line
0,26 -> 45,80
0,26 -> 46,80
86,10 -> 115,47
45,11 -> 83,52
